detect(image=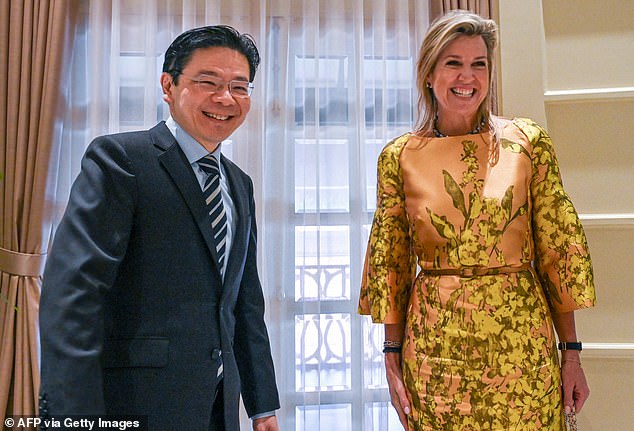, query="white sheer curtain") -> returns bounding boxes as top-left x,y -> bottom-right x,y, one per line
54,1 -> 429,429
